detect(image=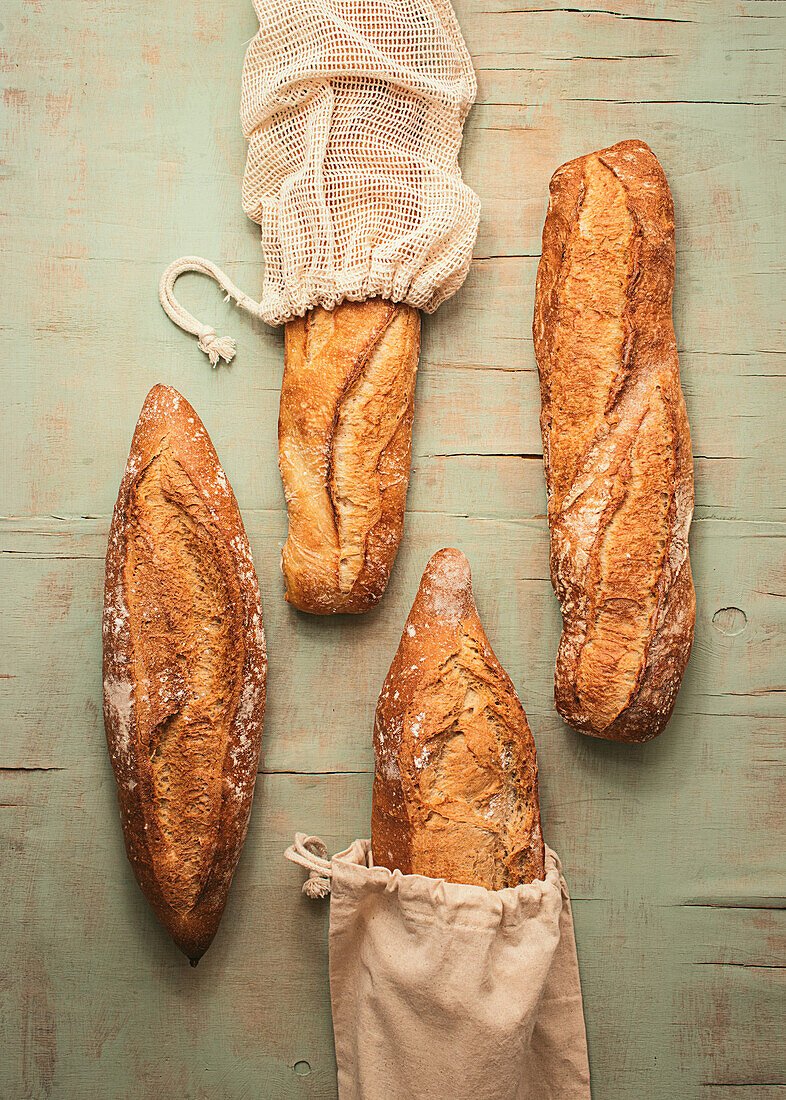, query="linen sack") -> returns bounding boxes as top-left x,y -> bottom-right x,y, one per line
240,0 -> 481,324
287,836 -> 591,1100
